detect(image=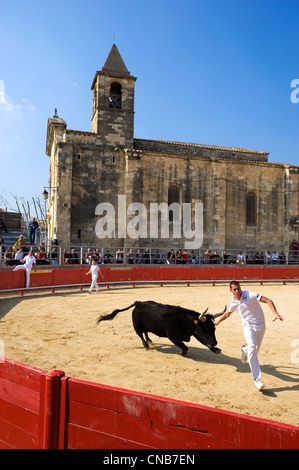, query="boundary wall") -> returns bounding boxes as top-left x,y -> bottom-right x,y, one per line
0,358 -> 298,449
1,265 -> 299,293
